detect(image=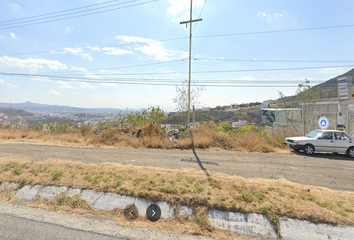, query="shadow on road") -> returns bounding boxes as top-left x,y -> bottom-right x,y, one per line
291,150 -> 354,161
